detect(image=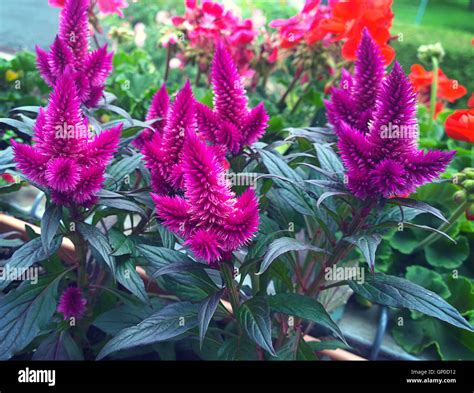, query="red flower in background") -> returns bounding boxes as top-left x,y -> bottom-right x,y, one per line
445,109 -> 474,143
319,0 -> 395,64
409,64 -> 467,118
269,0 -> 395,64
